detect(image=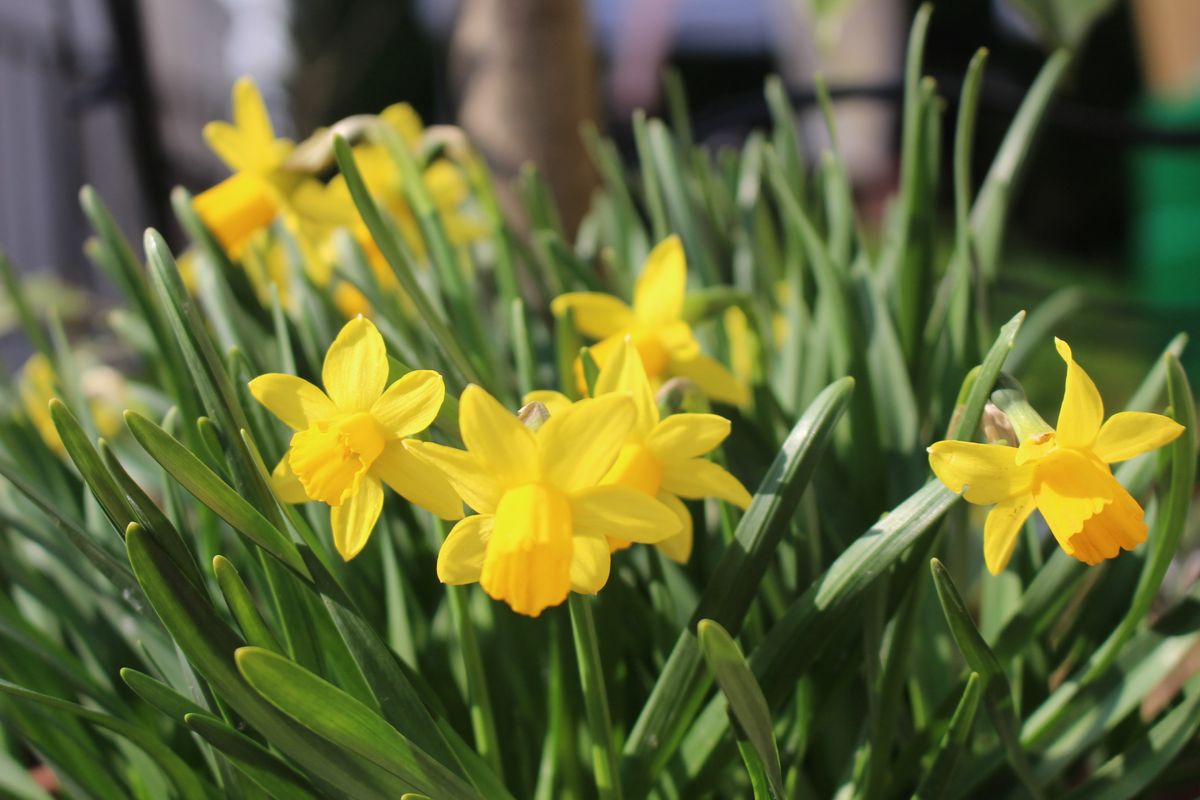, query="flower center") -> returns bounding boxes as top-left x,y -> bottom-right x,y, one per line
288,412 -> 387,506
602,443 -> 663,497
480,483 -> 573,617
